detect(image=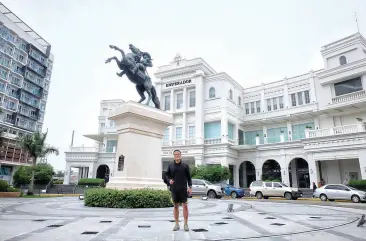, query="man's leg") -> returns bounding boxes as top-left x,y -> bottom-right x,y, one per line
174,203 -> 180,225
181,189 -> 189,231
171,191 -> 180,231
182,203 -> 189,224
